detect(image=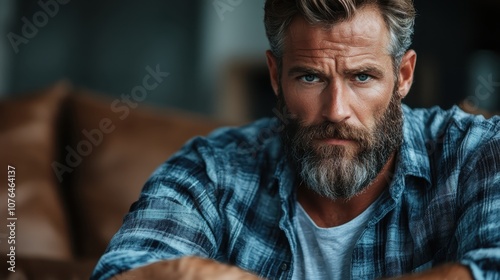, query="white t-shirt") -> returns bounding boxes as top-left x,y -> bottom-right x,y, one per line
292,200 -> 377,280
